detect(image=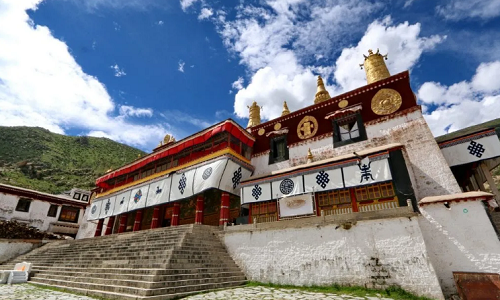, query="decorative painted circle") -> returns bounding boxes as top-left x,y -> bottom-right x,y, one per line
274,123 -> 282,131
297,115 -> 319,140
338,99 -> 349,108
202,167 -> 213,180
279,178 -> 294,195
91,205 -> 97,214
258,128 -> 265,136
371,88 -> 402,115
463,208 -> 468,213
133,190 -> 142,203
